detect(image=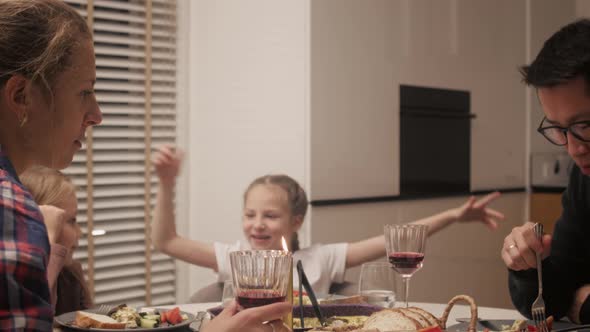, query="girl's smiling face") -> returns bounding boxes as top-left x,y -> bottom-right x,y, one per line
242,184 -> 302,250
